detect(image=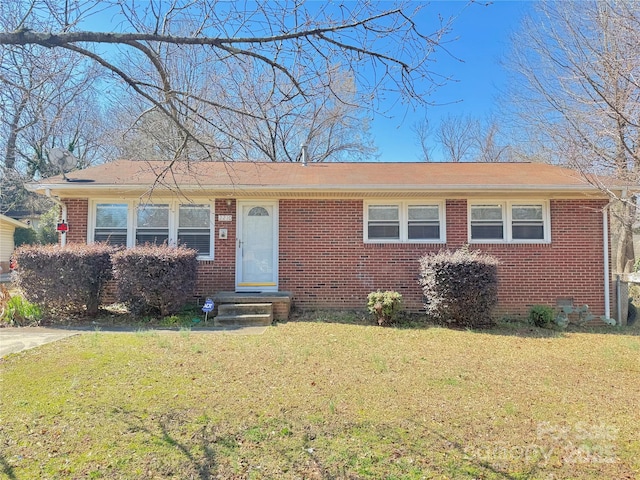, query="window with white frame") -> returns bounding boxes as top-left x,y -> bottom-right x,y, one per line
365,202 -> 444,243
90,201 -> 214,258
511,204 -> 545,240
469,201 -> 549,243
94,203 -> 128,246
408,205 -> 440,240
367,205 -> 400,240
136,204 -> 169,246
470,204 -> 504,240
177,204 -> 211,256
